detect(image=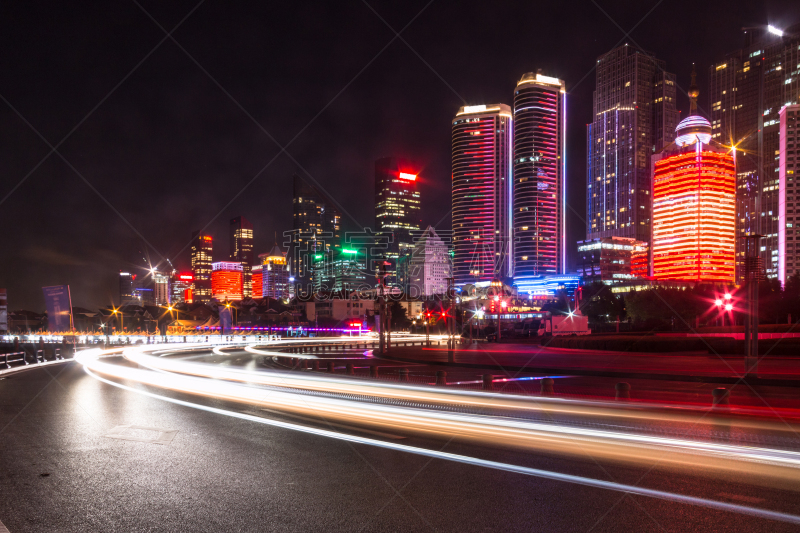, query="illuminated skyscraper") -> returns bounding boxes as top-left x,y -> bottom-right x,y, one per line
251,264 -> 263,299
513,71 -> 566,287
118,271 -> 135,306
451,104 -> 513,286
291,175 -> 342,295
779,104 -> 800,283
408,226 -> 451,297
709,24 -> 800,281
211,262 -> 243,301
170,272 -> 193,304
375,157 -> 421,244
230,216 -> 254,298
586,44 -> 679,244
190,232 -> 213,303
153,270 -> 170,305
259,244 -> 292,300
651,90 -> 736,283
